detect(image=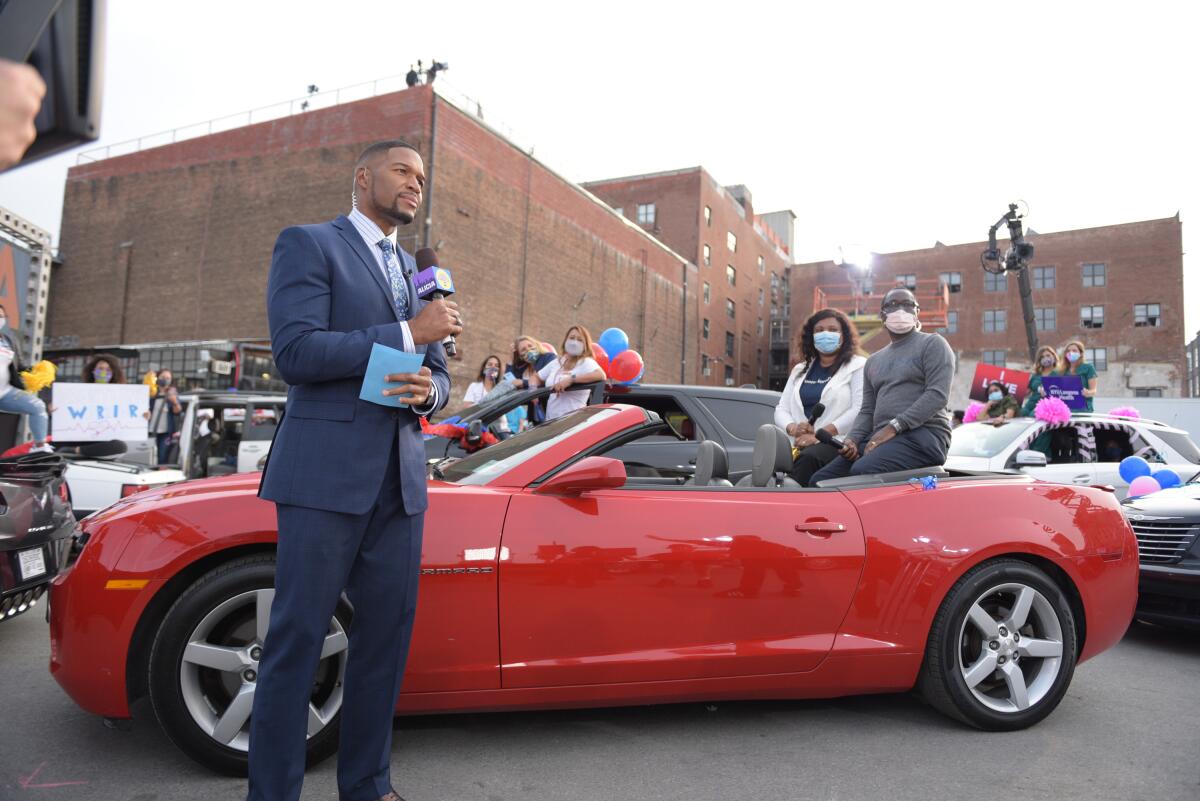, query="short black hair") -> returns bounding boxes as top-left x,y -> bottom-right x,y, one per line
987,380 -> 1009,396
355,139 -> 418,170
